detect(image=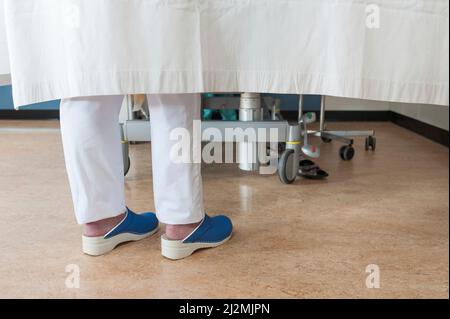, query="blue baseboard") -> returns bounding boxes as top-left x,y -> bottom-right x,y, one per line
0,85 -> 60,110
